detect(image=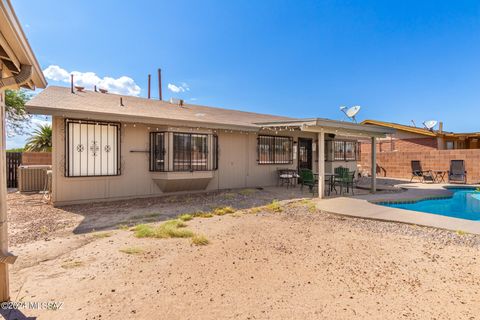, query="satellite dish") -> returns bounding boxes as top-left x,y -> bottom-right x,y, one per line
340,105 -> 361,123
423,120 -> 438,130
